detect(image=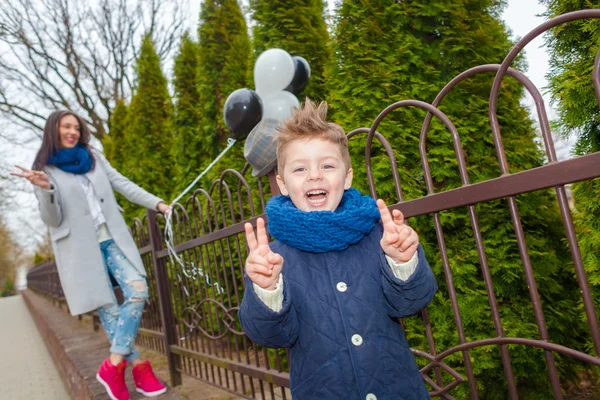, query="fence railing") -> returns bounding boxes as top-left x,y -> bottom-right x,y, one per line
27,260 -> 63,299
27,10 -> 600,399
